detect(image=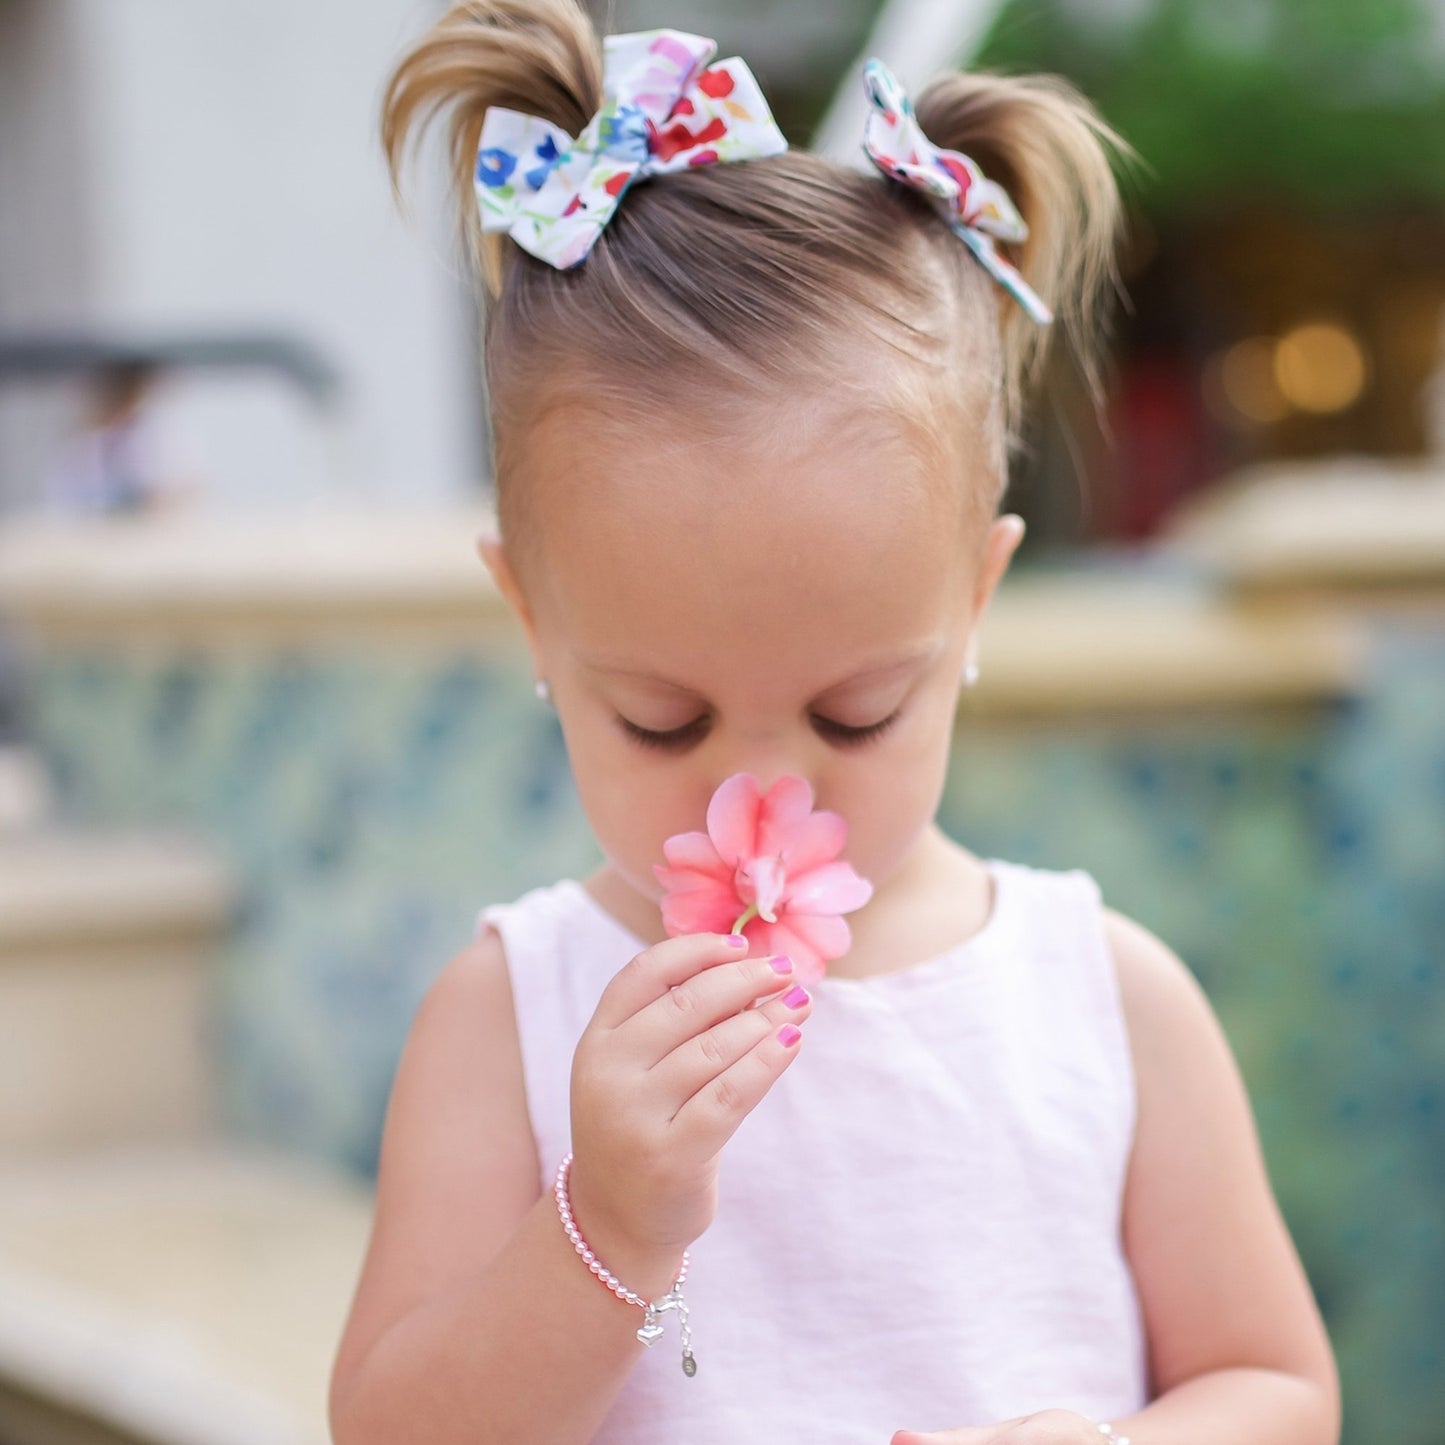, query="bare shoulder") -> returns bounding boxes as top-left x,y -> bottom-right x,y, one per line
1100,907 -> 1339,1424
328,925 -> 541,1420
1102,907 -> 1221,1073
